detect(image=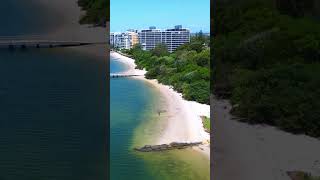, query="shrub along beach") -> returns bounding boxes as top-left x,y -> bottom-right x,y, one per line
122,32 -> 210,105
77,0 -> 108,26
214,0 -> 320,137
212,0 -> 320,179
